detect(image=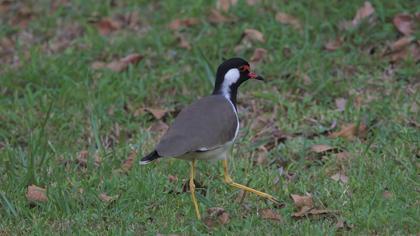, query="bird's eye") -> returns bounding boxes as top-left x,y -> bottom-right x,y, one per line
239,65 -> 249,72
